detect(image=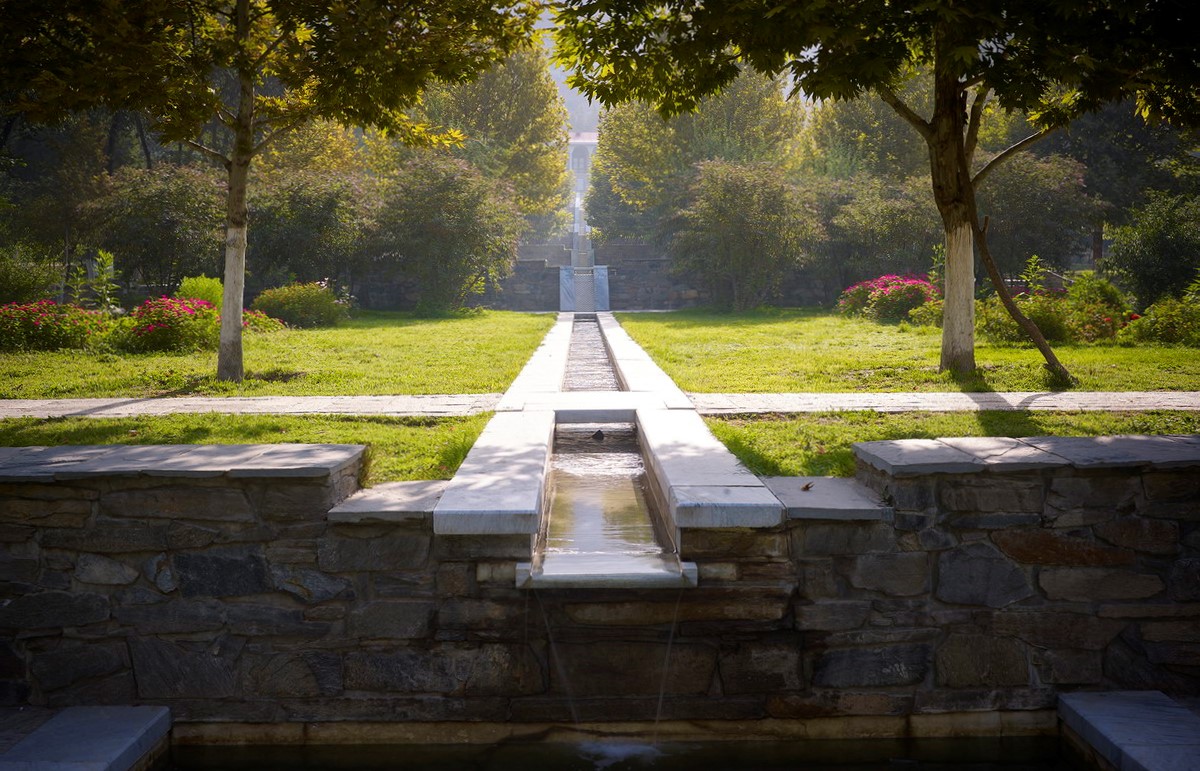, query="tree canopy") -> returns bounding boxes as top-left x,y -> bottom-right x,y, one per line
1,0 -> 541,380
556,0 -> 1199,379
